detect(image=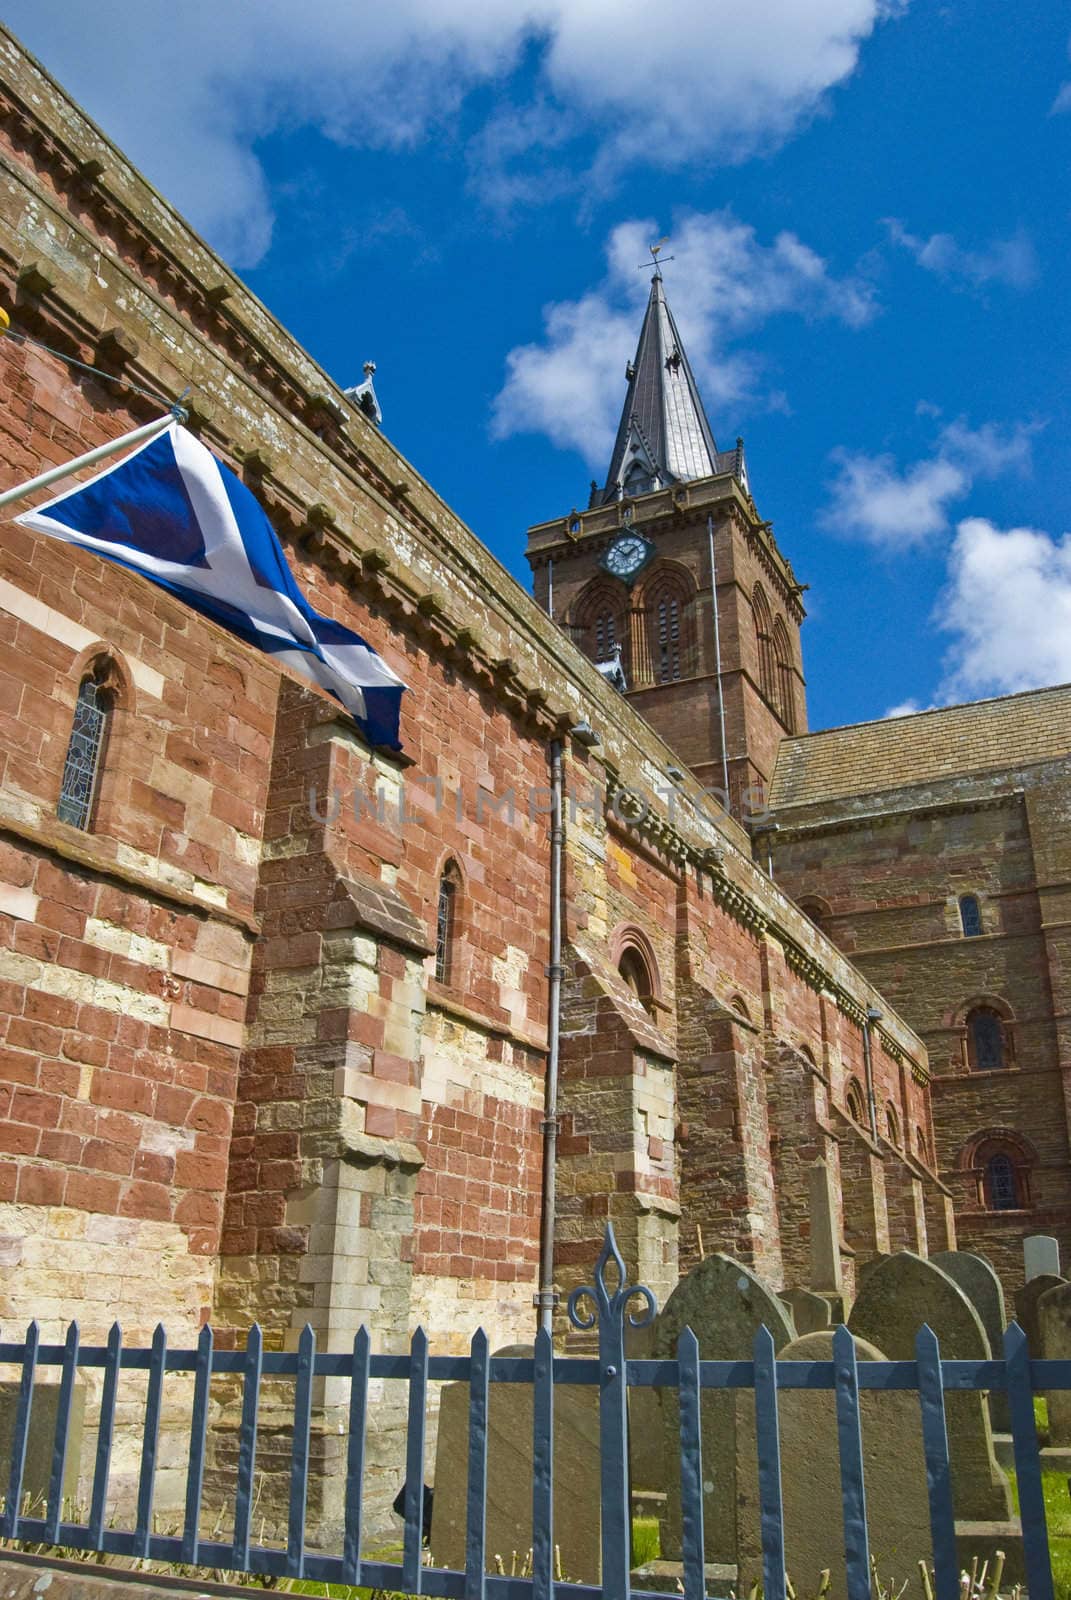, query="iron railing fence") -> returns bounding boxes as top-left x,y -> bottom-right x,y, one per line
0,1226 -> 1064,1600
